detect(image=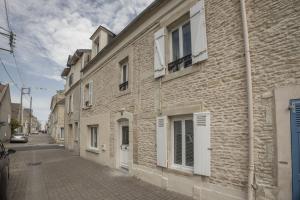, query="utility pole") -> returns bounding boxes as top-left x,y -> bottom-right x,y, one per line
0,28 -> 15,53
19,87 -> 30,133
29,96 -> 32,134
